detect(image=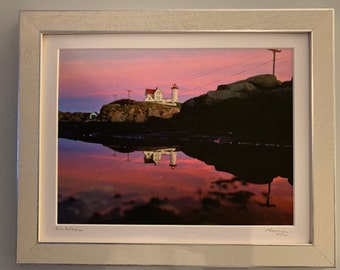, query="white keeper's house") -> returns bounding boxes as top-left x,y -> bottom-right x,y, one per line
144,83 -> 179,106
